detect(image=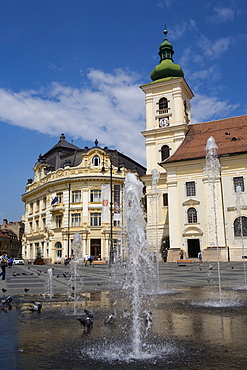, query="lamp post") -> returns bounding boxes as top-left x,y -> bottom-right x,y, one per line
101,152 -> 122,265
